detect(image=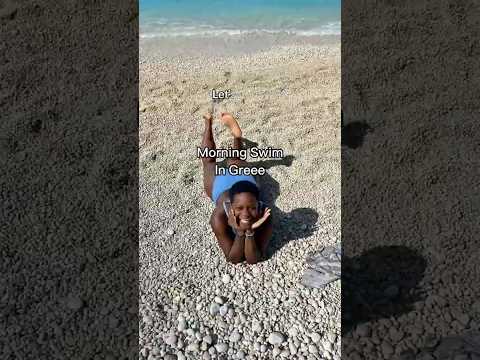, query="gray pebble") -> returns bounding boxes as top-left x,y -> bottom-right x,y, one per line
280,349 -> 290,358
355,323 -> 371,337
178,319 -> 187,332
215,343 -> 229,353
210,303 -> 220,316
177,339 -> 184,349
230,330 -> 242,342
66,295 -> 84,310
268,332 -> 286,345
203,335 -> 213,345
273,346 -> 281,357
288,327 -> 299,337
186,342 -> 199,353
381,341 -> 394,357
327,332 -> 336,343
323,341 -> 333,352
140,348 -> 149,357
310,332 -> 321,343
252,320 -> 263,333
143,315 -> 153,326
219,304 -> 229,317
165,334 -> 178,346
389,327 -> 404,342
